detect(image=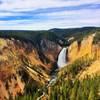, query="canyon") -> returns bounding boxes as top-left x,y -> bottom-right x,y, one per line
0,27 -> 100,99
